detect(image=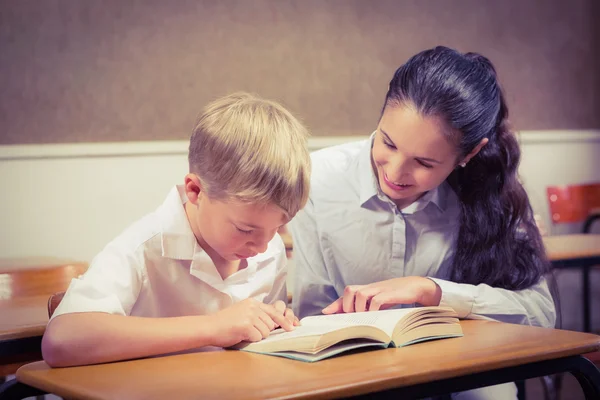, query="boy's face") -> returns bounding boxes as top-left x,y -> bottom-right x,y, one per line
185,175 -> 289,262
